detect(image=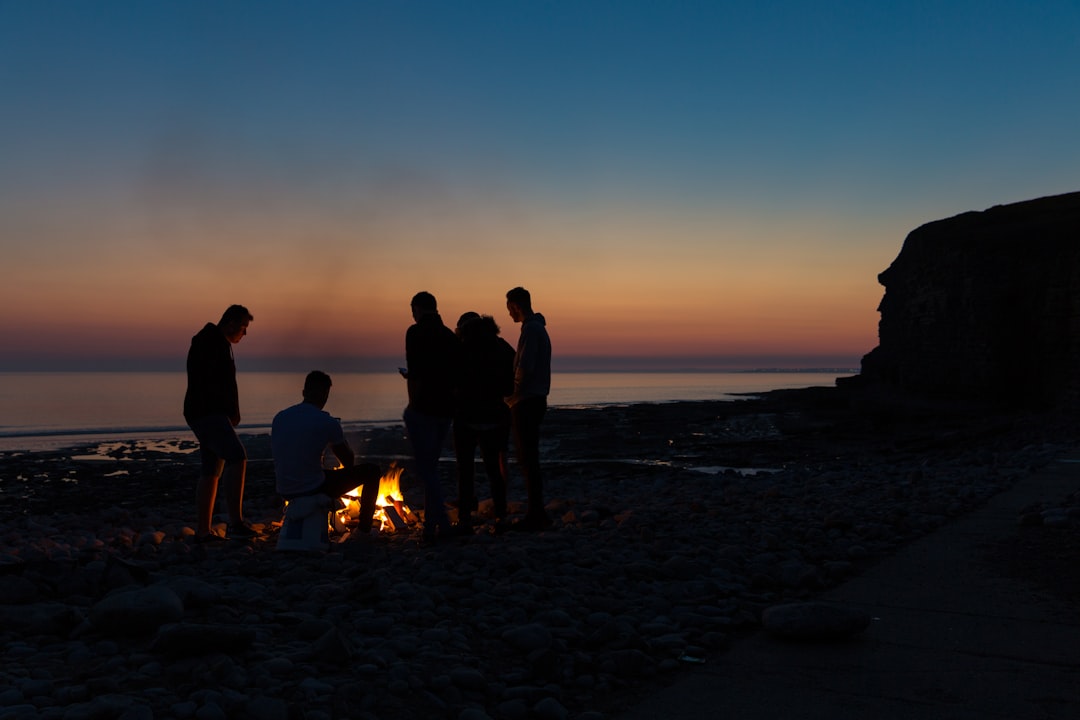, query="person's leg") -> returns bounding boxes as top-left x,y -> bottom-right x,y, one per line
222,458 -> 247,527
405,407 -> 452,538
452,419 -> 478,527
352,463 -> 382,532
196,459 -> 223,537
478,423 -> 509,519
191,415 -> 249,535
216,425 -> 249,529
321,463 -> 382,531
512,397 -> 548,524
